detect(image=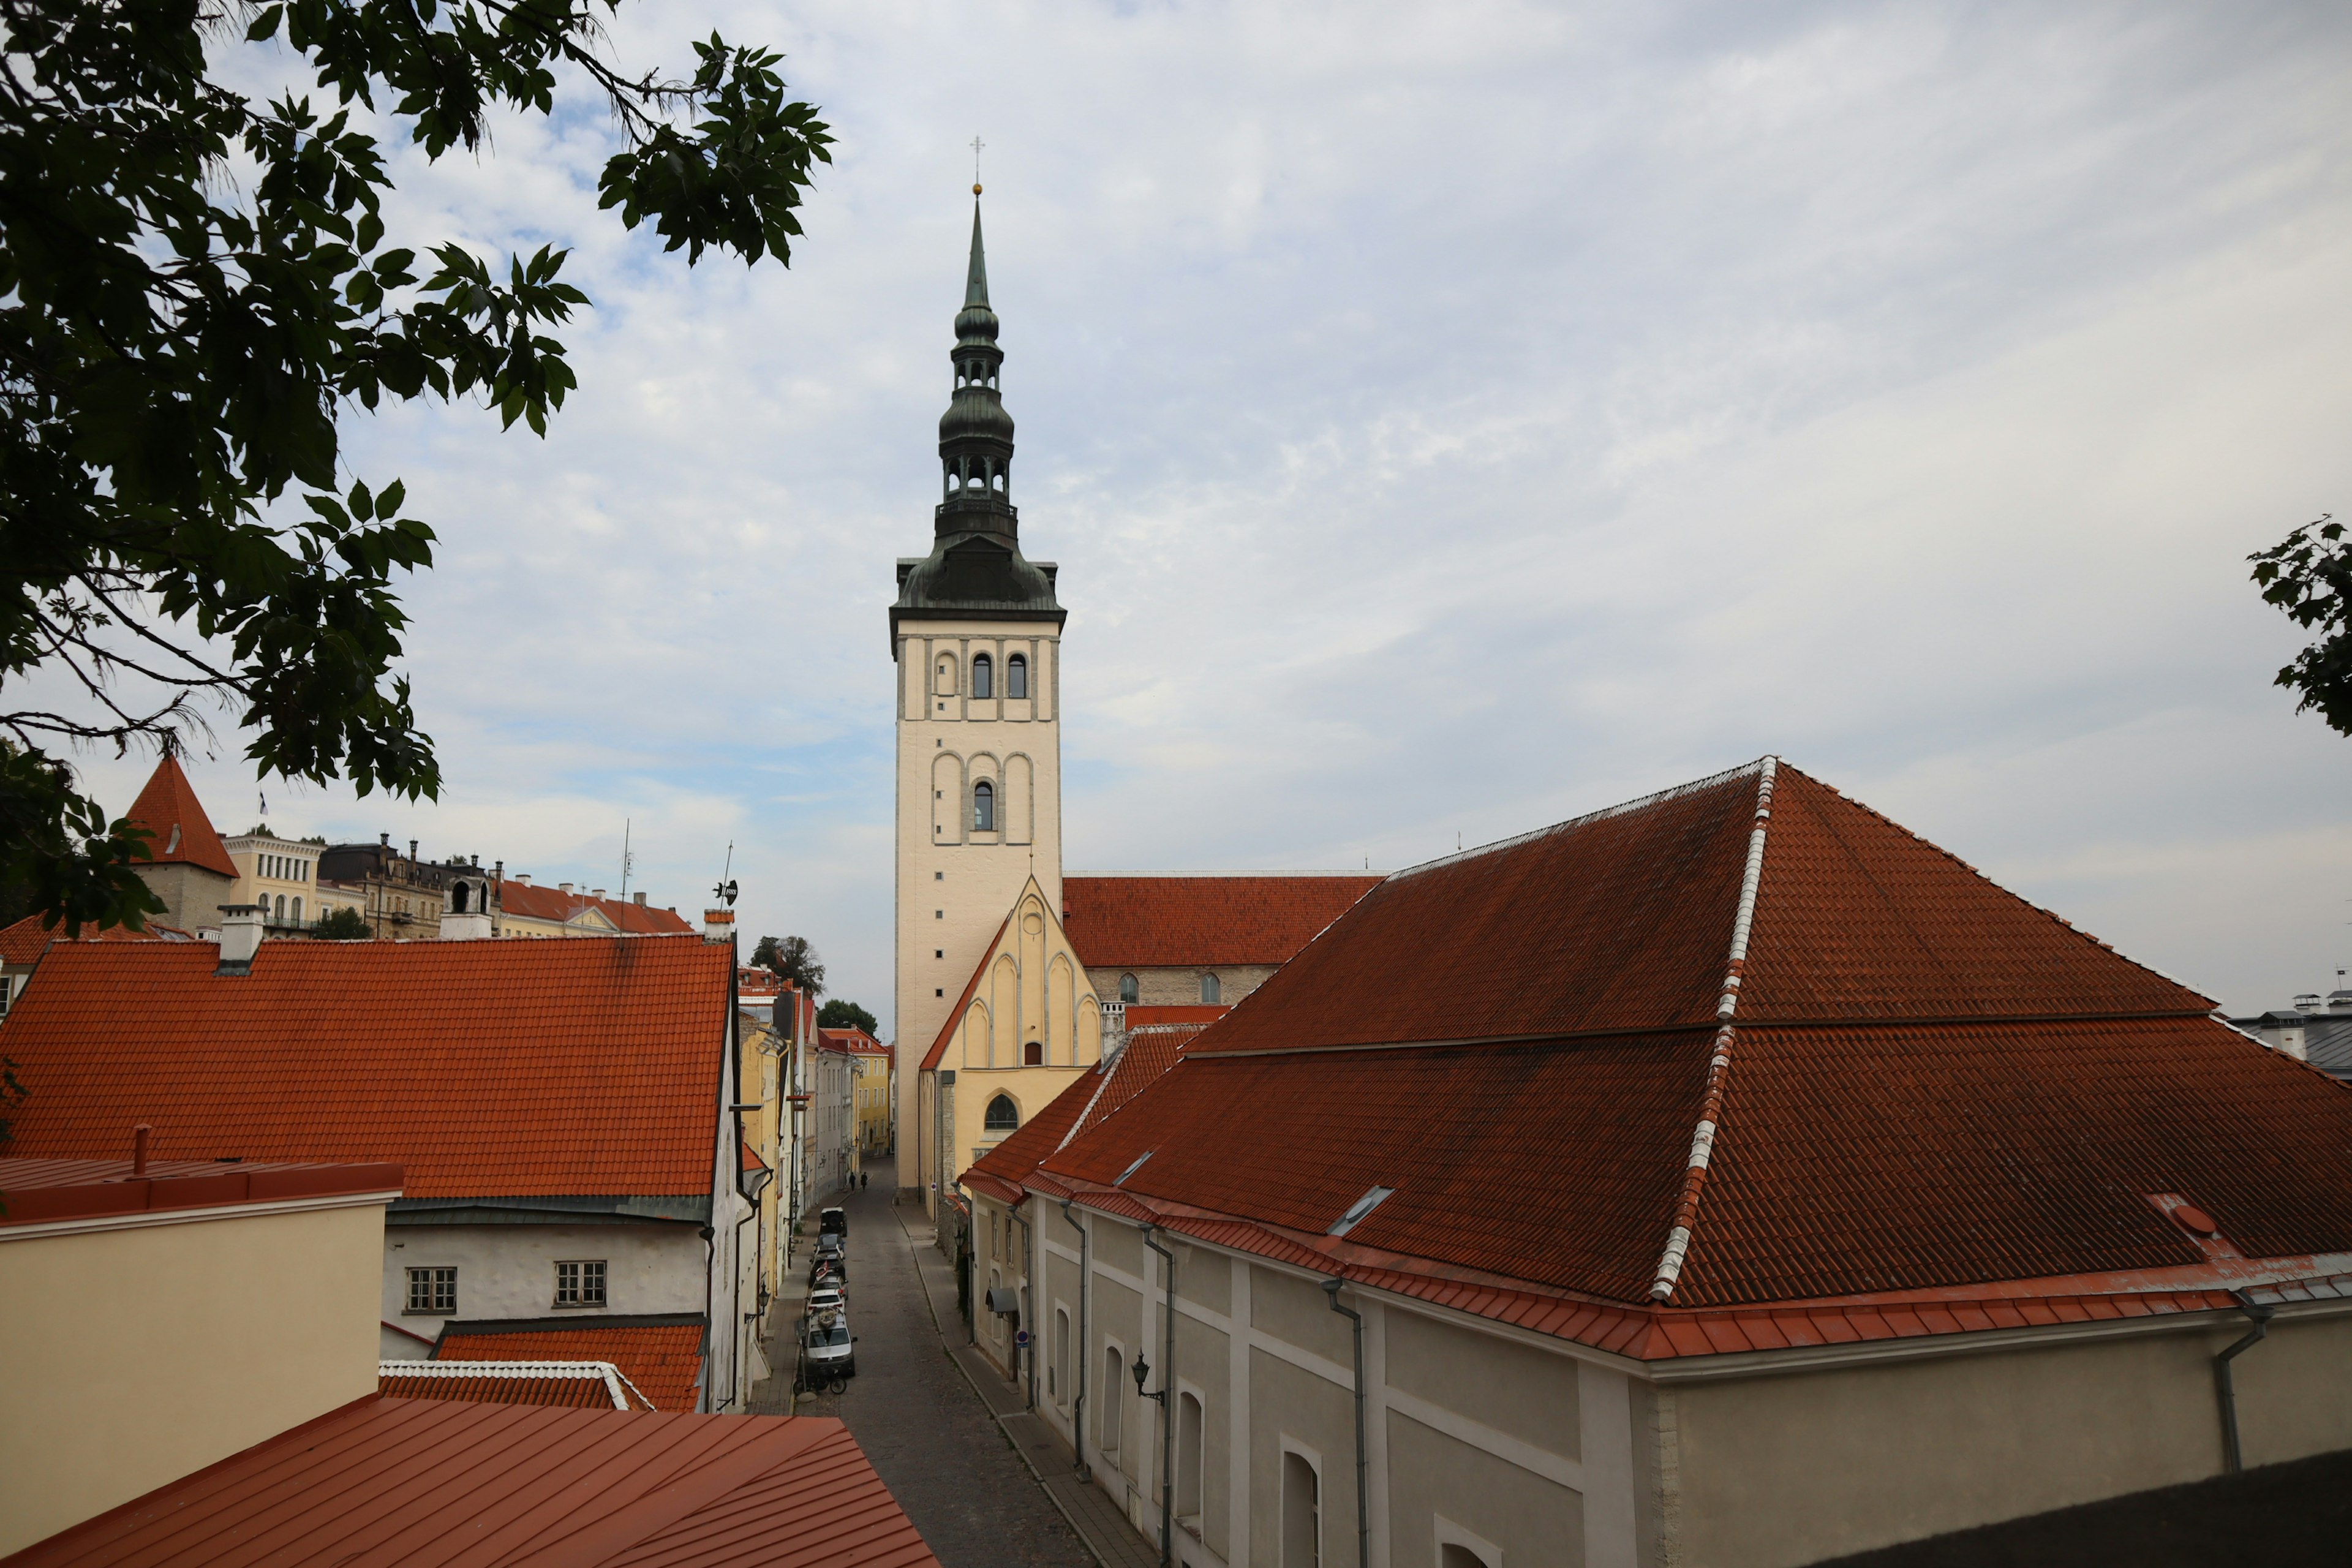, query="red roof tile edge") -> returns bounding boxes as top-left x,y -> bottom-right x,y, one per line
1023,1169 -> 2352,1366
1386,757 -> 1770,883
0,1161 -> 404,1229
1648,758 -> 1776,1302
